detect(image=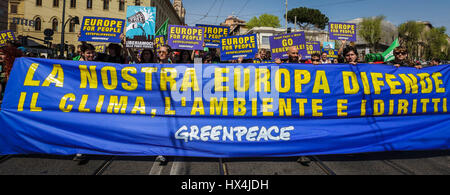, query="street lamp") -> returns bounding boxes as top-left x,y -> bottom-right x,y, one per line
59,0 -> 80,58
